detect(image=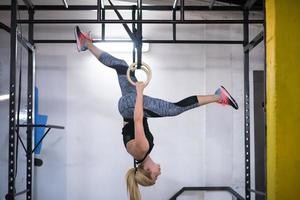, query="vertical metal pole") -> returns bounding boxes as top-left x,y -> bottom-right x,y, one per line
172,8 -> 176,41
97,0 -> 101,21
137,0 -> 142,36
172,0 -> 178,41
132,7 -> 136,63
98,0 -> 105,41
27,8 -> 34,200
8,0 -> 18,199
180,0 -> 184,21
243,8 -> 251,200
137,0 -> 142,69
101,3 -> 105,41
